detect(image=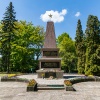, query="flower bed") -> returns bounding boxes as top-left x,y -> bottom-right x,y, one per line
1,75 -> 16,82
64,80 -> 75,91
70,76 -> 100,84
64,76 -> 100,91
27,79 -> 37,91
1,74 -> 29,83
1,74 -> 37,91
64,80 -> 72,86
